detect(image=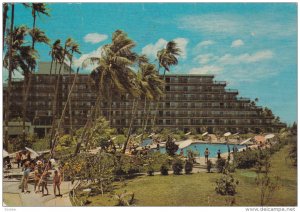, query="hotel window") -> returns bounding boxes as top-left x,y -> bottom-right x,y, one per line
166,77 -> 170,83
